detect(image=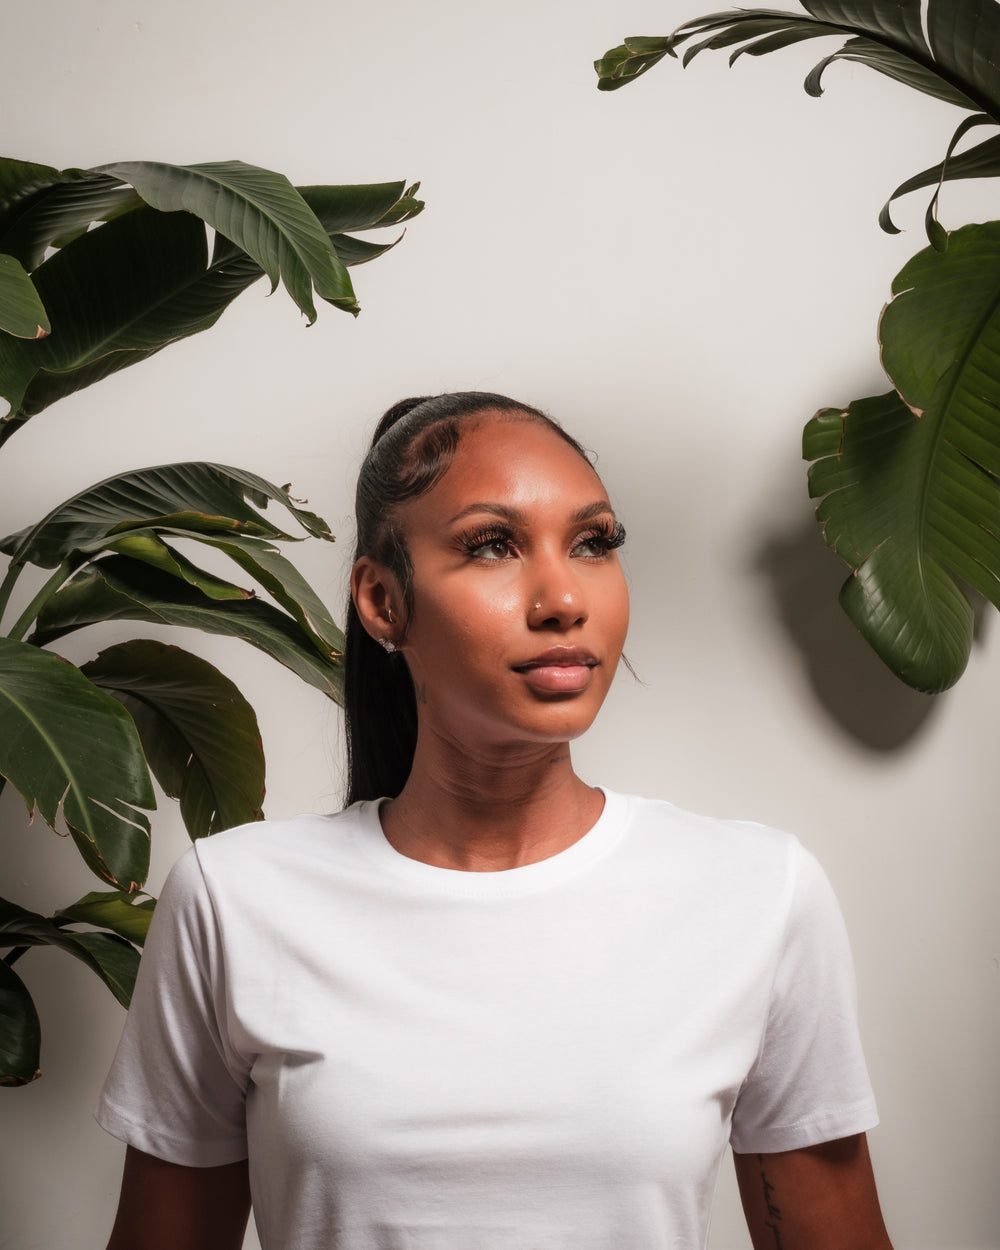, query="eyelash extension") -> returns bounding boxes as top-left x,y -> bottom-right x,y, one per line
581,518 -> 627,552
456,518 -> 627,558
457,524 -> 517,555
